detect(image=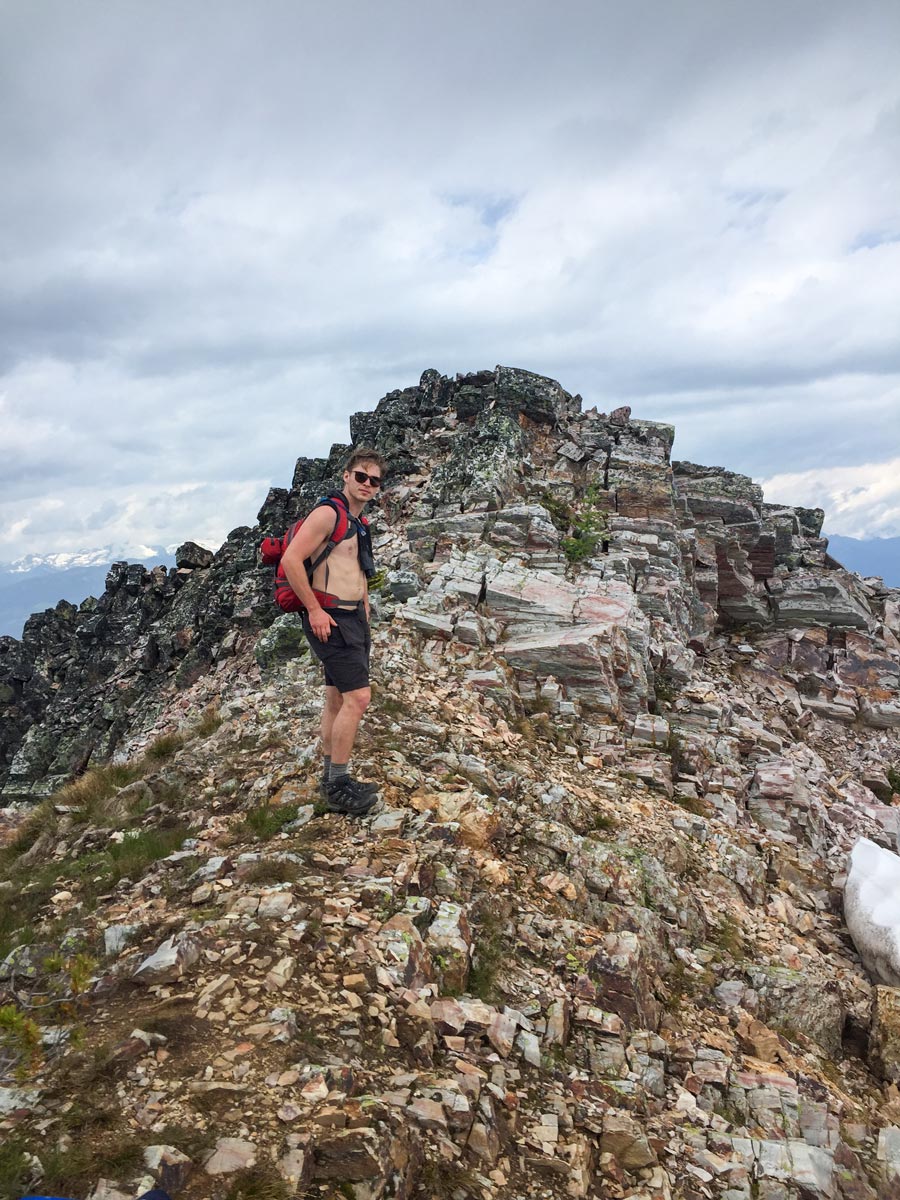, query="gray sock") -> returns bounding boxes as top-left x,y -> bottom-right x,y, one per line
329,762 -> 349,781
322,755 -> 332,780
